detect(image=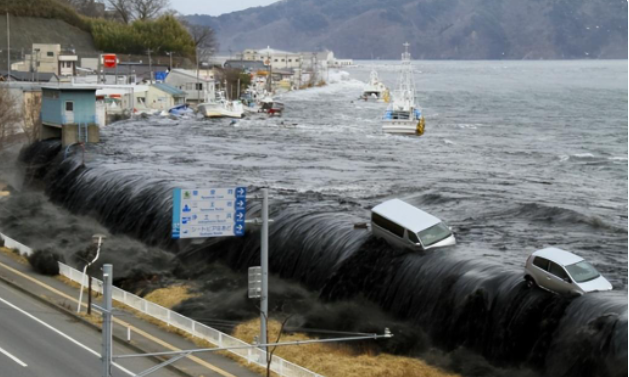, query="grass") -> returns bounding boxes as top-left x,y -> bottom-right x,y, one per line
0,246 -> 29,265
233,320 -> 461,377
144,285 -> 200,309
